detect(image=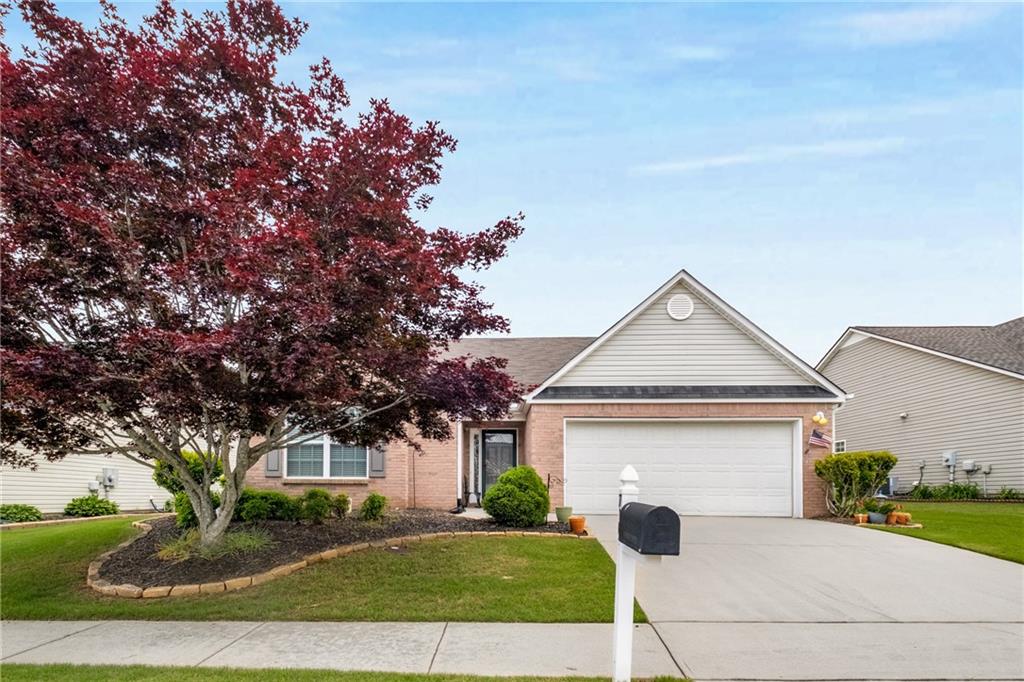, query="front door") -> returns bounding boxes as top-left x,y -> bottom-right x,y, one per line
481,429 -> 517,494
